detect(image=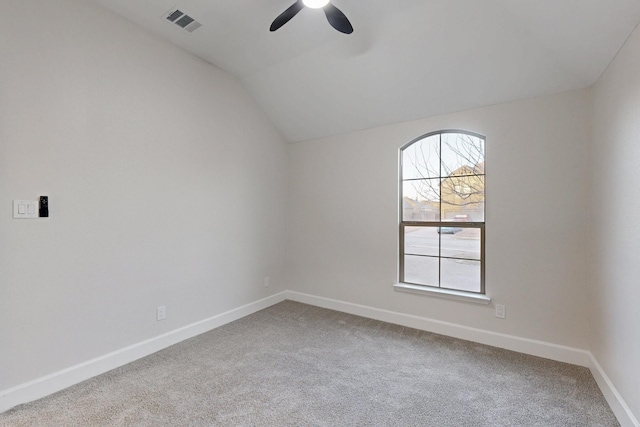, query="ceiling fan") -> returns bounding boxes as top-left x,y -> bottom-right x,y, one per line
270,0 -> 353,34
